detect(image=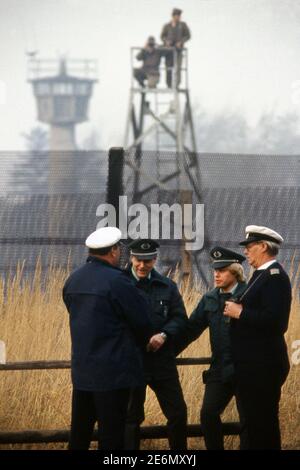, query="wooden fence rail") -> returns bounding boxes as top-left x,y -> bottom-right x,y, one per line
0,424 -> 240,445
0,357 -> 211,371
0,358 -> 241,445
